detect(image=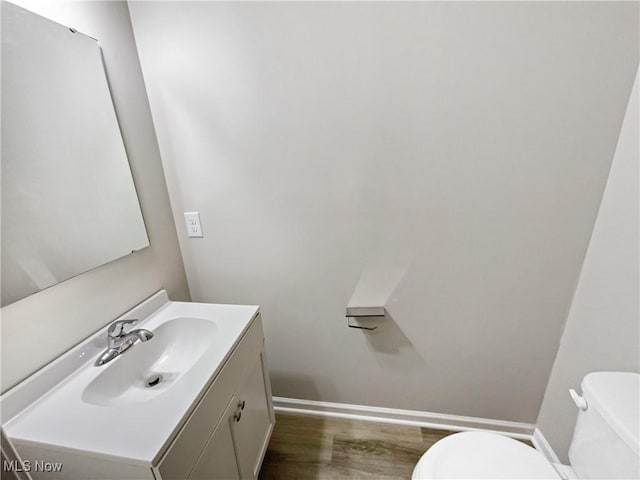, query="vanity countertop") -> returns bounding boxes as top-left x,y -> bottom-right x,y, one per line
2,291 -> 259,465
